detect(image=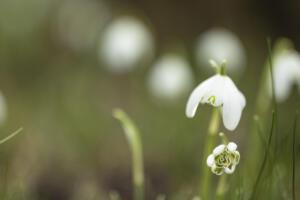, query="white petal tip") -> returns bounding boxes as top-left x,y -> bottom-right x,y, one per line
224,166 -> 236,174
206,154 -> 215,167
227,142 -> 237,151
213,144 -> 225,155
